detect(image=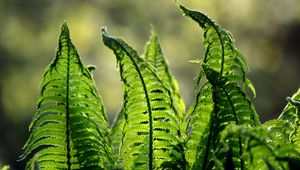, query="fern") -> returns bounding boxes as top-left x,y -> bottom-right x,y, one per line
178,2 -> 255,96
221,124 -> 300,169
110,107 -> 125,158
110,27 -> 186,167
177,2 -> 261,169
141,26 -> 186,119
203,67 -> 260,169
102,27 -> 184,169
277,88 -> 300,122
184,81 -> 214,169
257,89 -> 300,169
263,89 -> 300,150
19,2 -> 300,170
20,23 -> 112,169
